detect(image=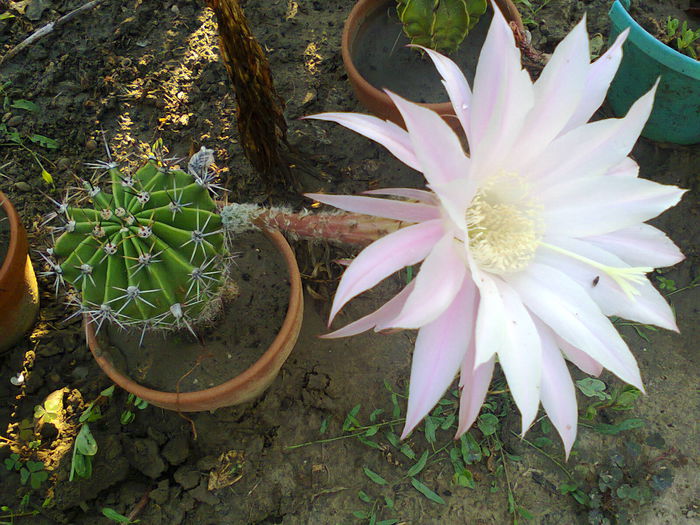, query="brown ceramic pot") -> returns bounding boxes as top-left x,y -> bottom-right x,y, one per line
341,0 -> 524,129
85,227 -> 303,412
0,190 -> 39,353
